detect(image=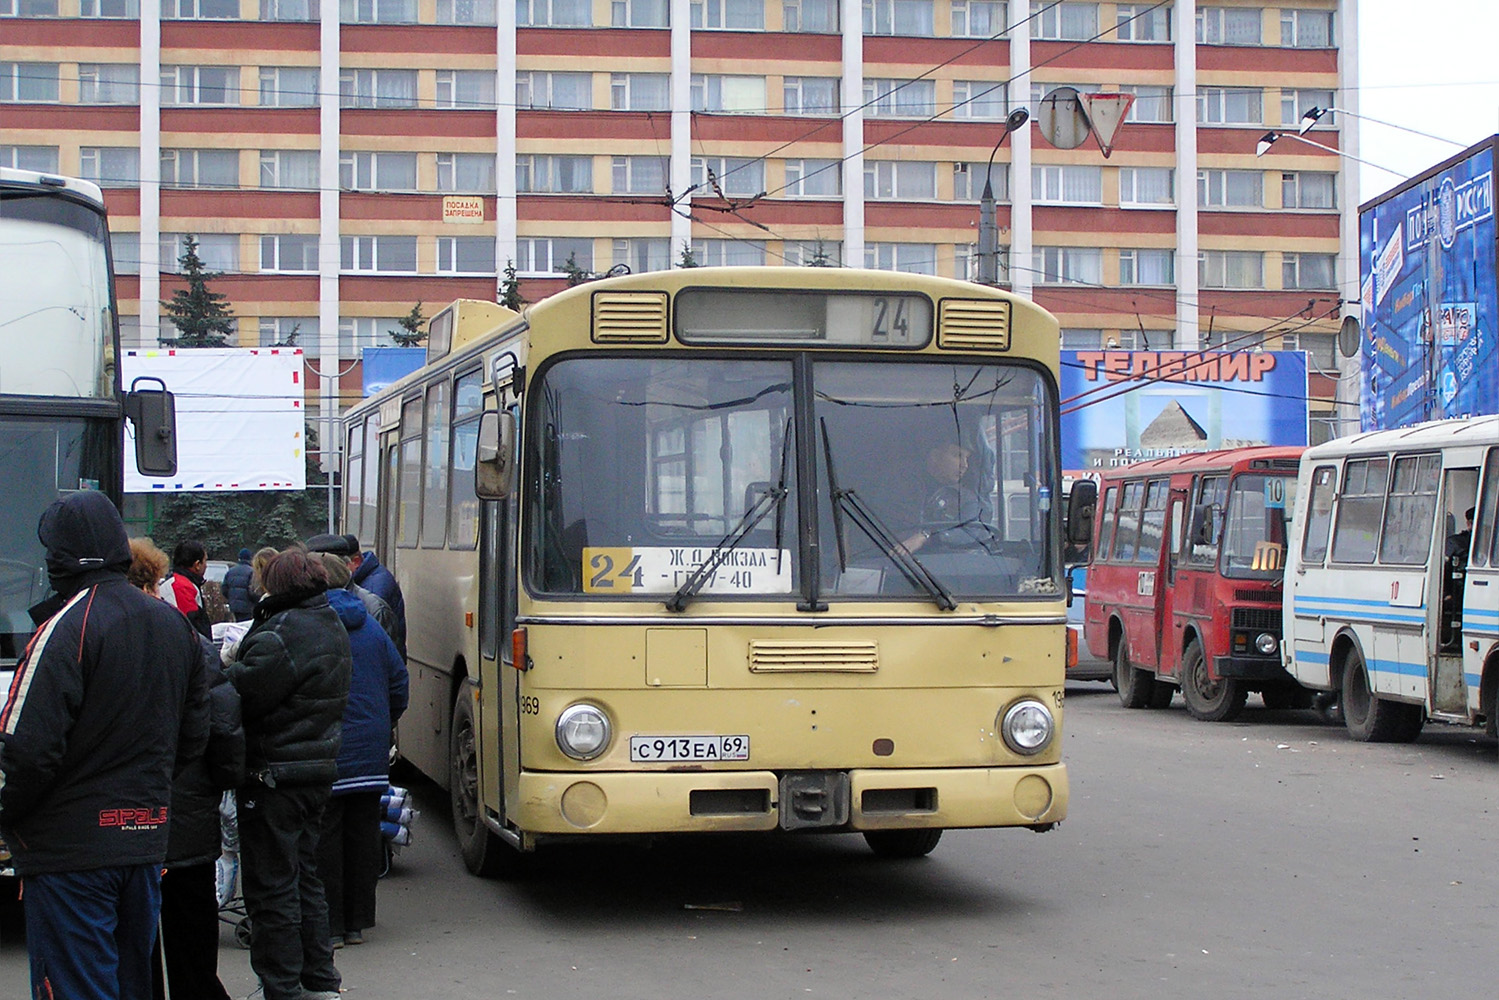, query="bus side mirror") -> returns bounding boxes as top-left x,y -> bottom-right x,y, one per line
124,378 -> 178,477
475,409 -> 516,500
1191,504 -> 1220,546
1065,480 -> 1097,547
